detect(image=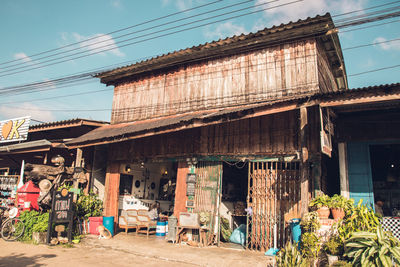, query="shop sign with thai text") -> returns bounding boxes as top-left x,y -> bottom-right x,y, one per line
0,116 -> 30,144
